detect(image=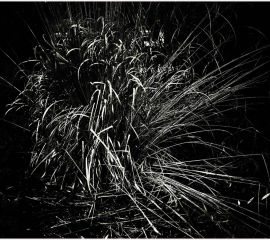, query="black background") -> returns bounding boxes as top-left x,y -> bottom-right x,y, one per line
1,2 -> 270,91
0,2 -> 270,144
0,2 -> 270,237
1,2 -> 270,148
1,2 -> 270,68
1,3 -> 270,79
